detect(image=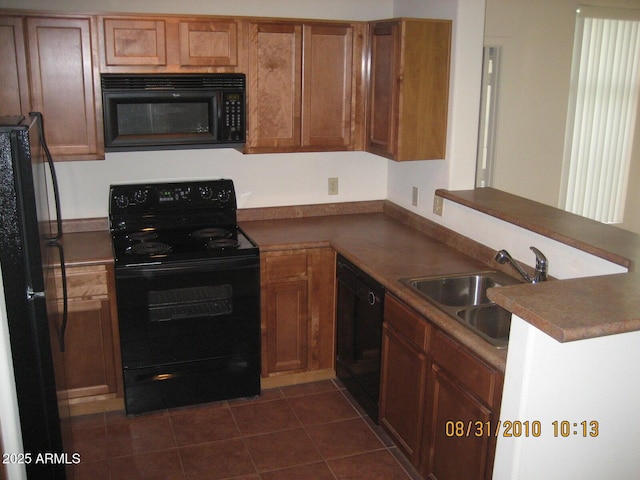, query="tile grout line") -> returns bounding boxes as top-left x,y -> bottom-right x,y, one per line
335,383 -> 419,480
281,388 -> 336,478
228,390 -> 268,480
